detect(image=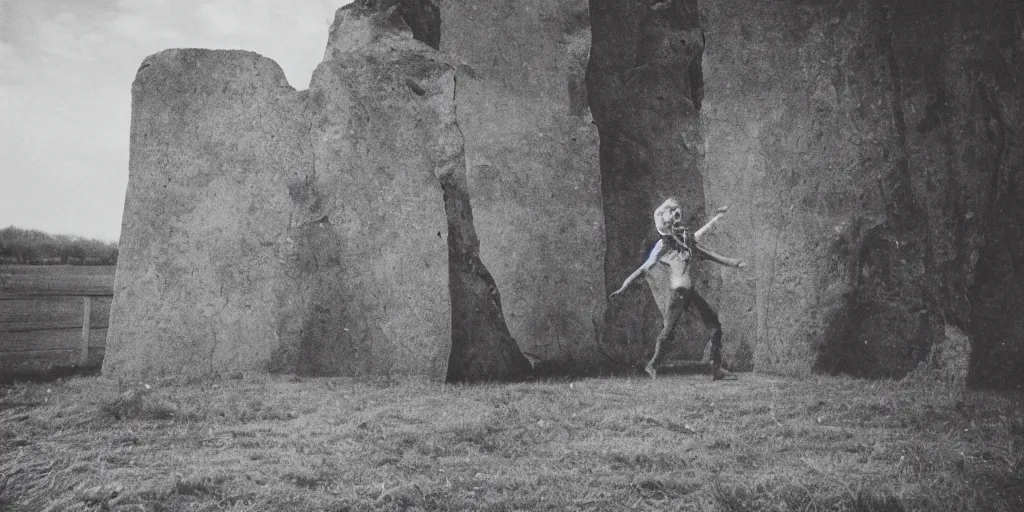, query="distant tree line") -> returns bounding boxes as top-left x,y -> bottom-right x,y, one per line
0,226 -> 118,265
